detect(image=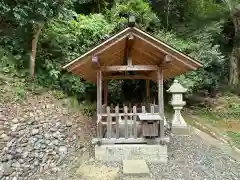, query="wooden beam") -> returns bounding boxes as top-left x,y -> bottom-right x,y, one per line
95,33 -> 130,56
104,75 -> 153,80
125,34 -> 134,66
64,28 -> 131,71
164,55 -> 173,63
147,55 -> 173,78
92,137 -> 170,145
132,27 -> 202,67
92,56 -> 100,69
133,34 -> 198,70
101,65 -> 159,72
